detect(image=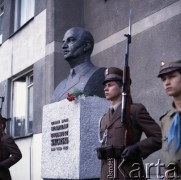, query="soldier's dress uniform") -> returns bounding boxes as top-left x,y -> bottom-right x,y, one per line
97,67 -> 162,180
99,103 -> 162,180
